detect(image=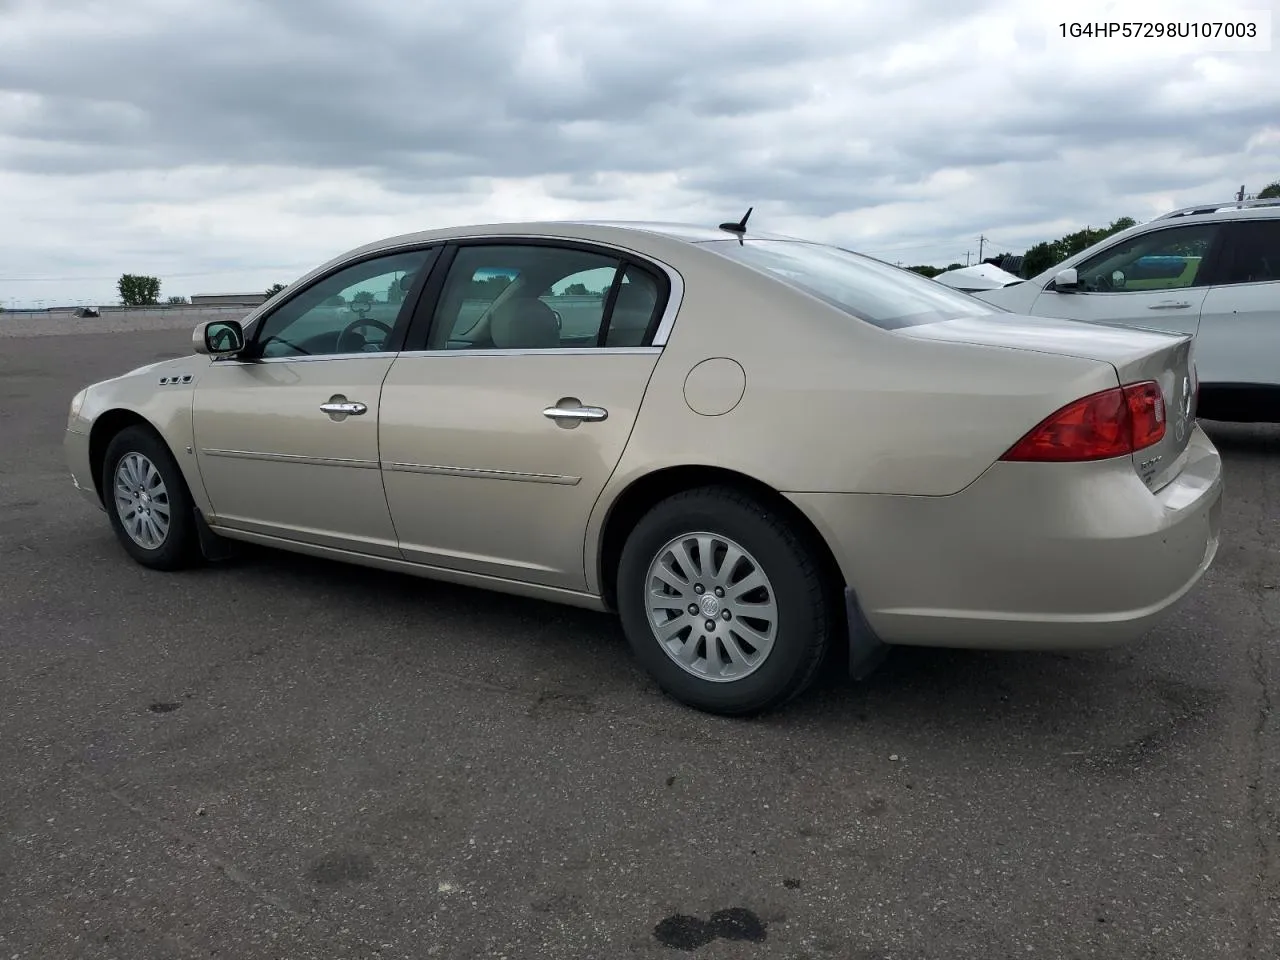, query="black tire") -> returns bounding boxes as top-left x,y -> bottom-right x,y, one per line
101,425 -> 201,571
616,486 -> 834,716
